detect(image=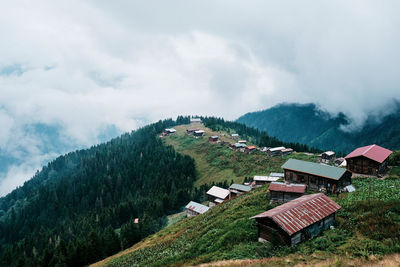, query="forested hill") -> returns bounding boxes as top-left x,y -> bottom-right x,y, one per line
0,117 -> 197,267
237,102 -> 400,153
